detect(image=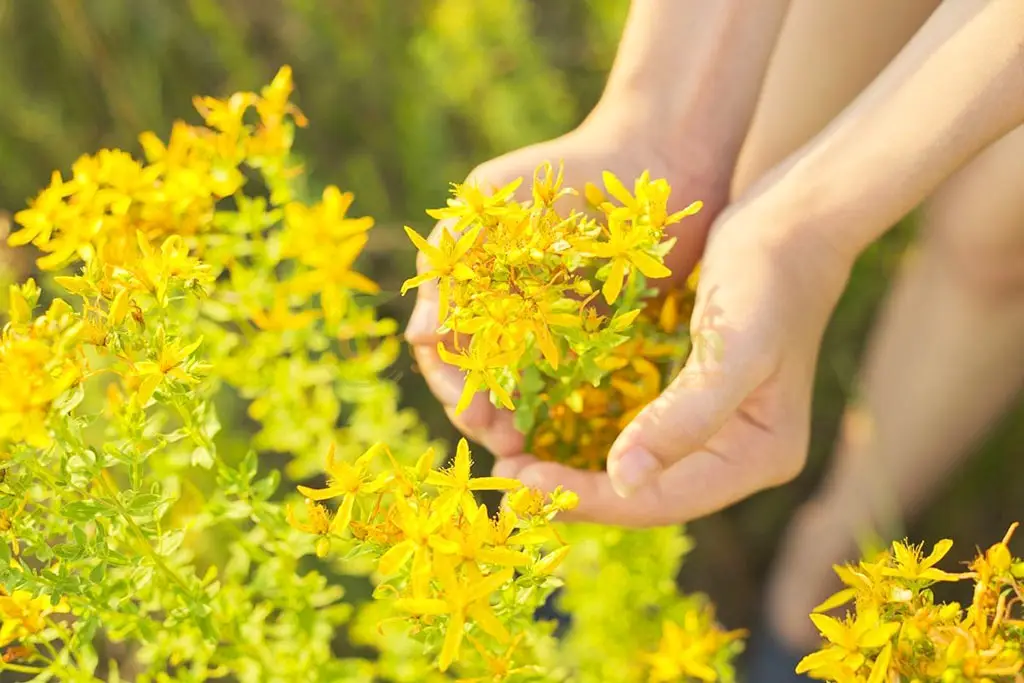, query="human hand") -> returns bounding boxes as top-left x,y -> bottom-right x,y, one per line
496,200 -> 853,526
497,0 -> 1024,525
404,120 -> 729,461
